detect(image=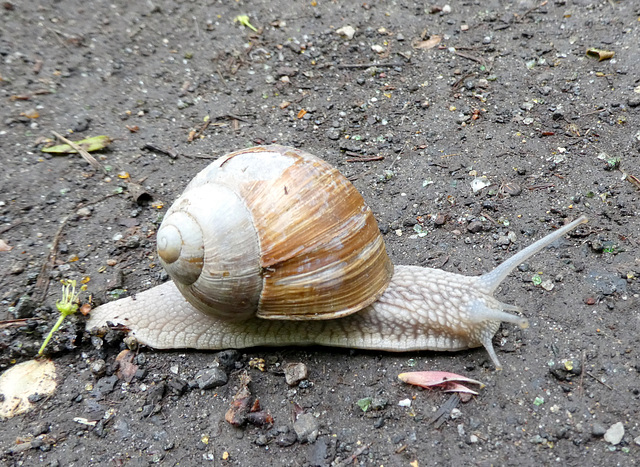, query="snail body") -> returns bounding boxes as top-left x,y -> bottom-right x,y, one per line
86,145 -> 587,369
